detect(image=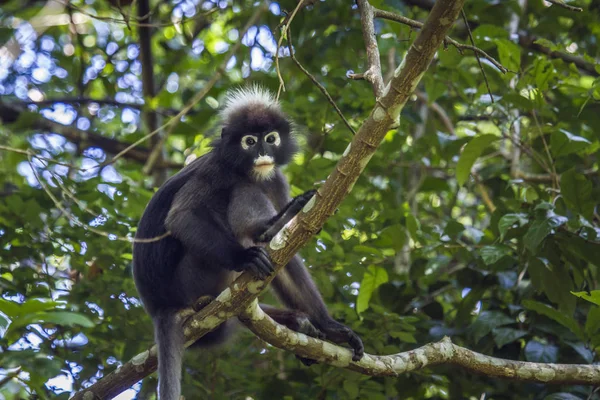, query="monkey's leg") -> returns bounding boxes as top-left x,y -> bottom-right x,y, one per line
259,304 -> 324,366
272,255 -> 365,361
